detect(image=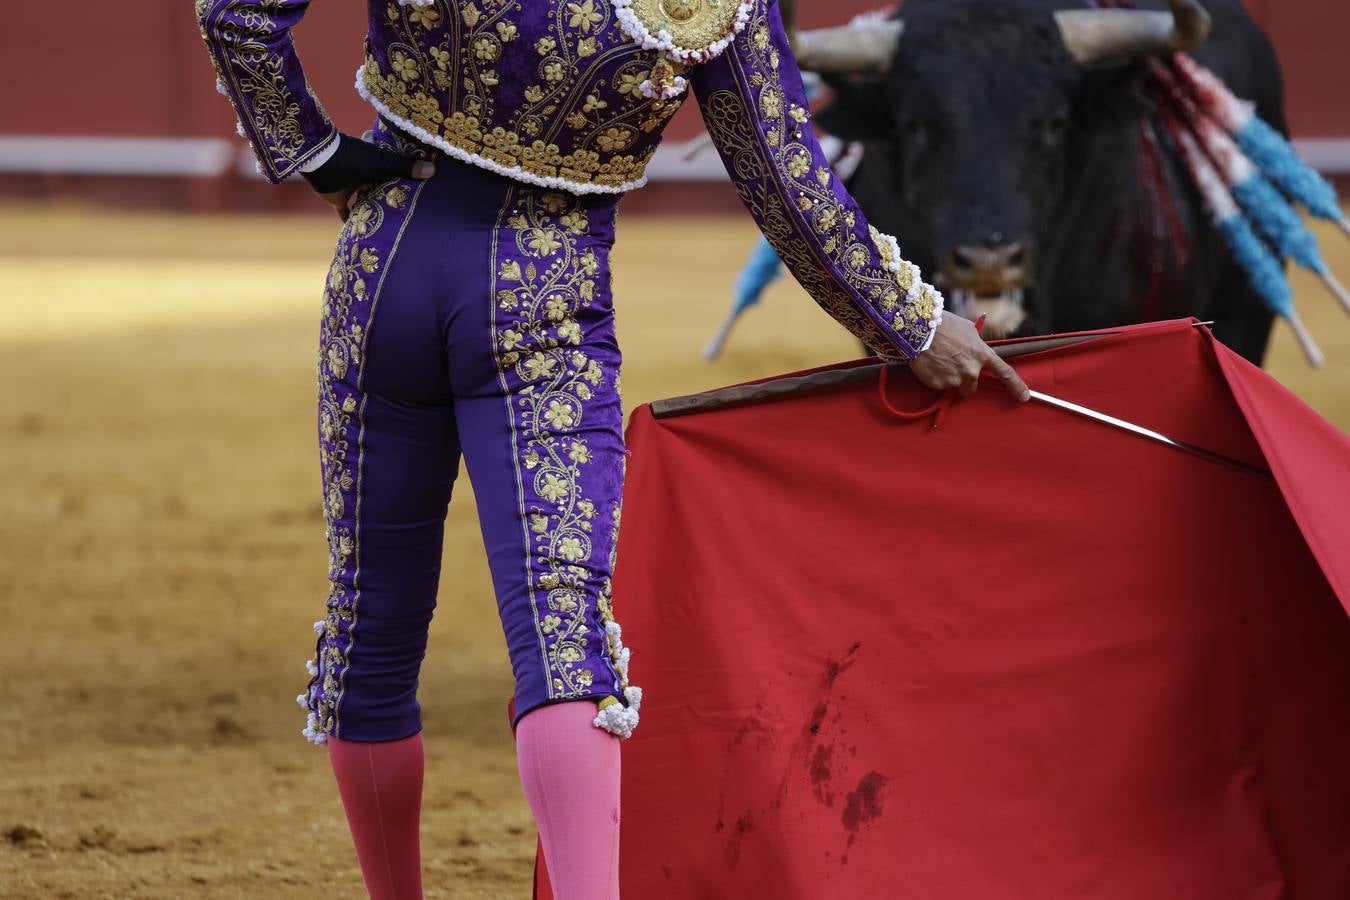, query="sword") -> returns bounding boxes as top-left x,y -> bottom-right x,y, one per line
657,323 -> 1269,478
1026,388 -> 1271,478
977,317 -> 1268,479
